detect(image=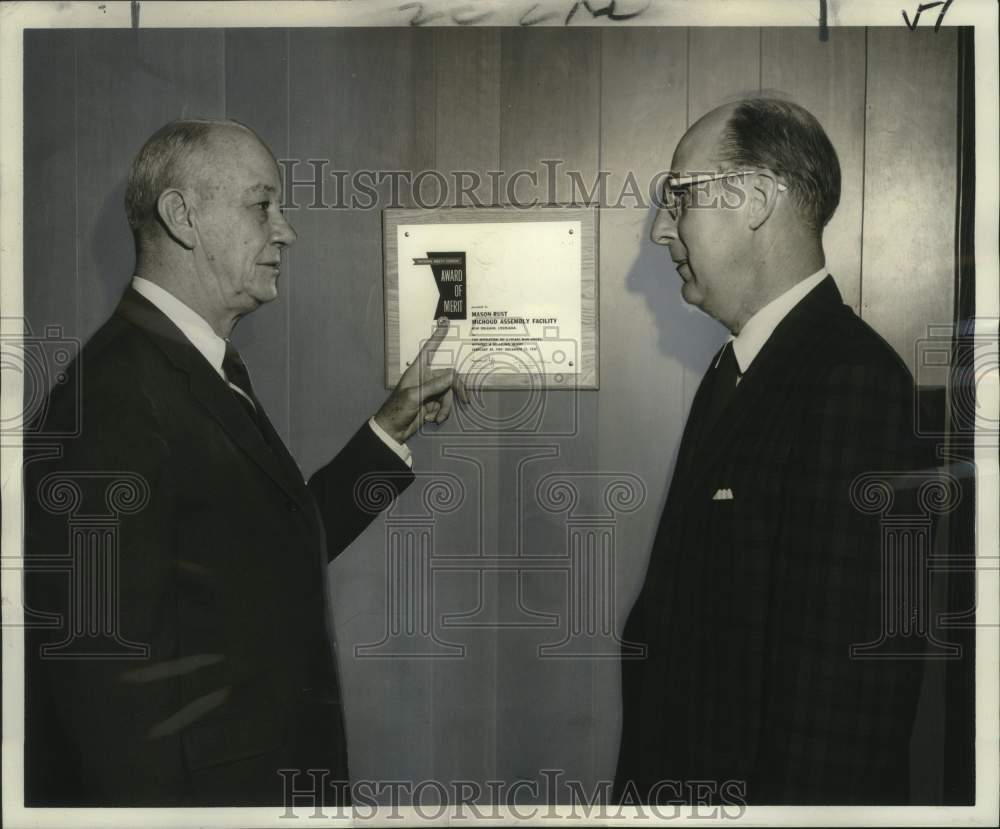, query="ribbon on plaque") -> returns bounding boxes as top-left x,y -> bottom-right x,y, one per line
412,251 -> 467,320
